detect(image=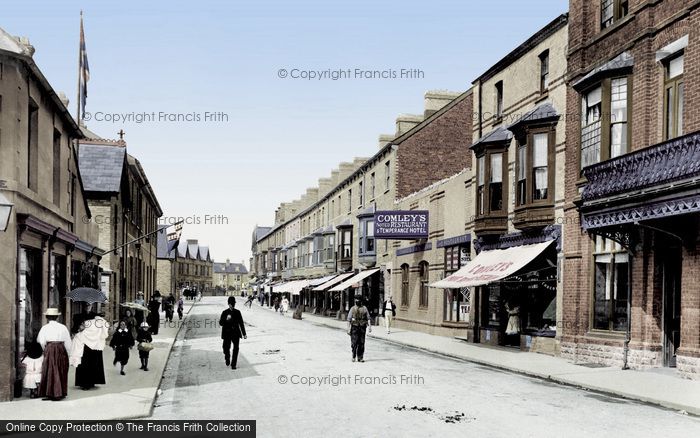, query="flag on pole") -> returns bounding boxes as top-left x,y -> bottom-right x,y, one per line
166,222 -> 183,254
79,12 -> 90,119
